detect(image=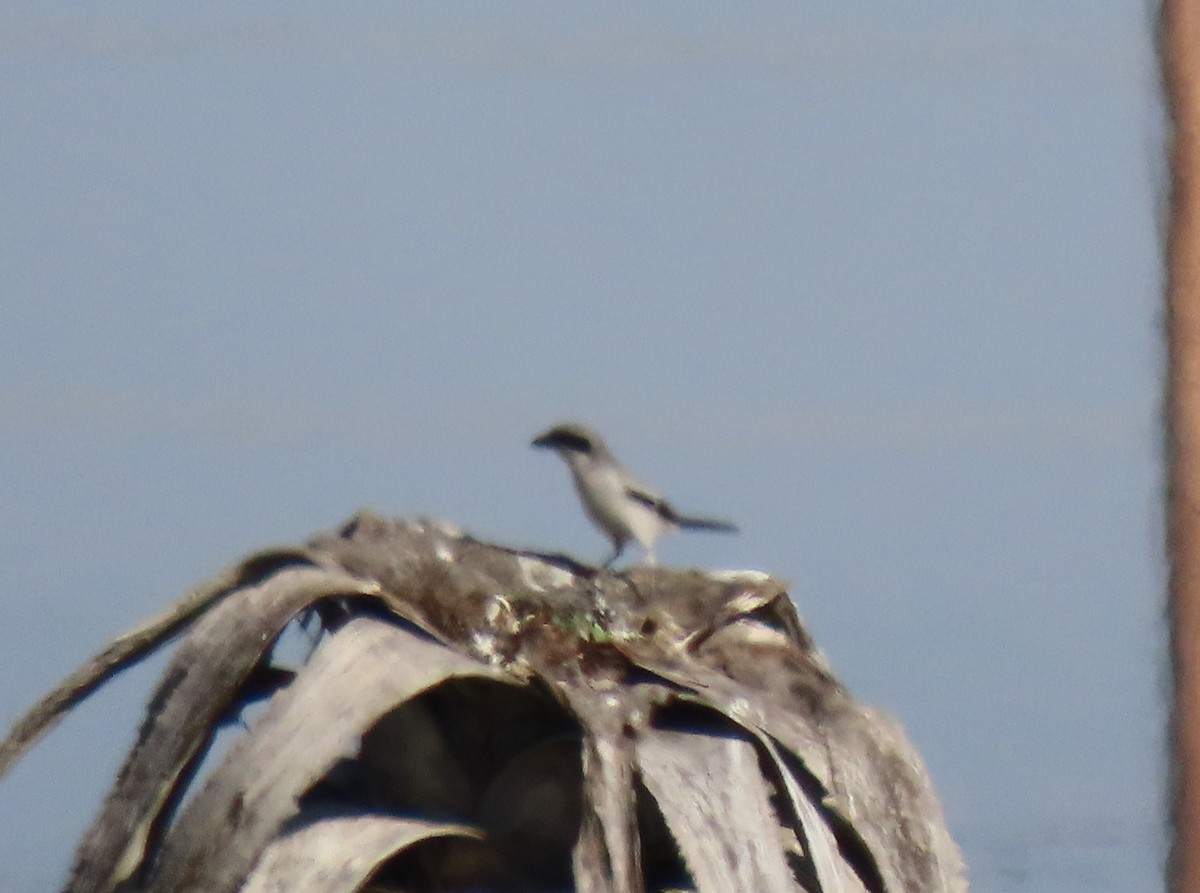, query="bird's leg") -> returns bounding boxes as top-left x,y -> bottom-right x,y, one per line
602,539 -> 625,569
642,546 -> 657,567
